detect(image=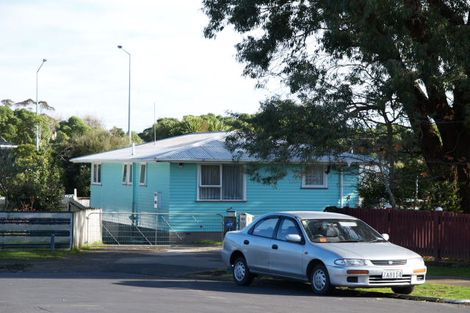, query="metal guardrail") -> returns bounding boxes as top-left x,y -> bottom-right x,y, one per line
85,212 -> 225,246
